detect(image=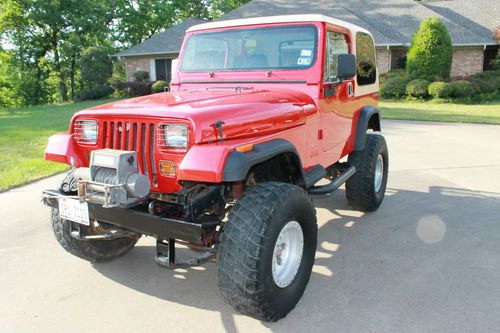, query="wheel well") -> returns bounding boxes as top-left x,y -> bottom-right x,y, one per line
368,112 -> 381,132
246,152 -> 305,187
